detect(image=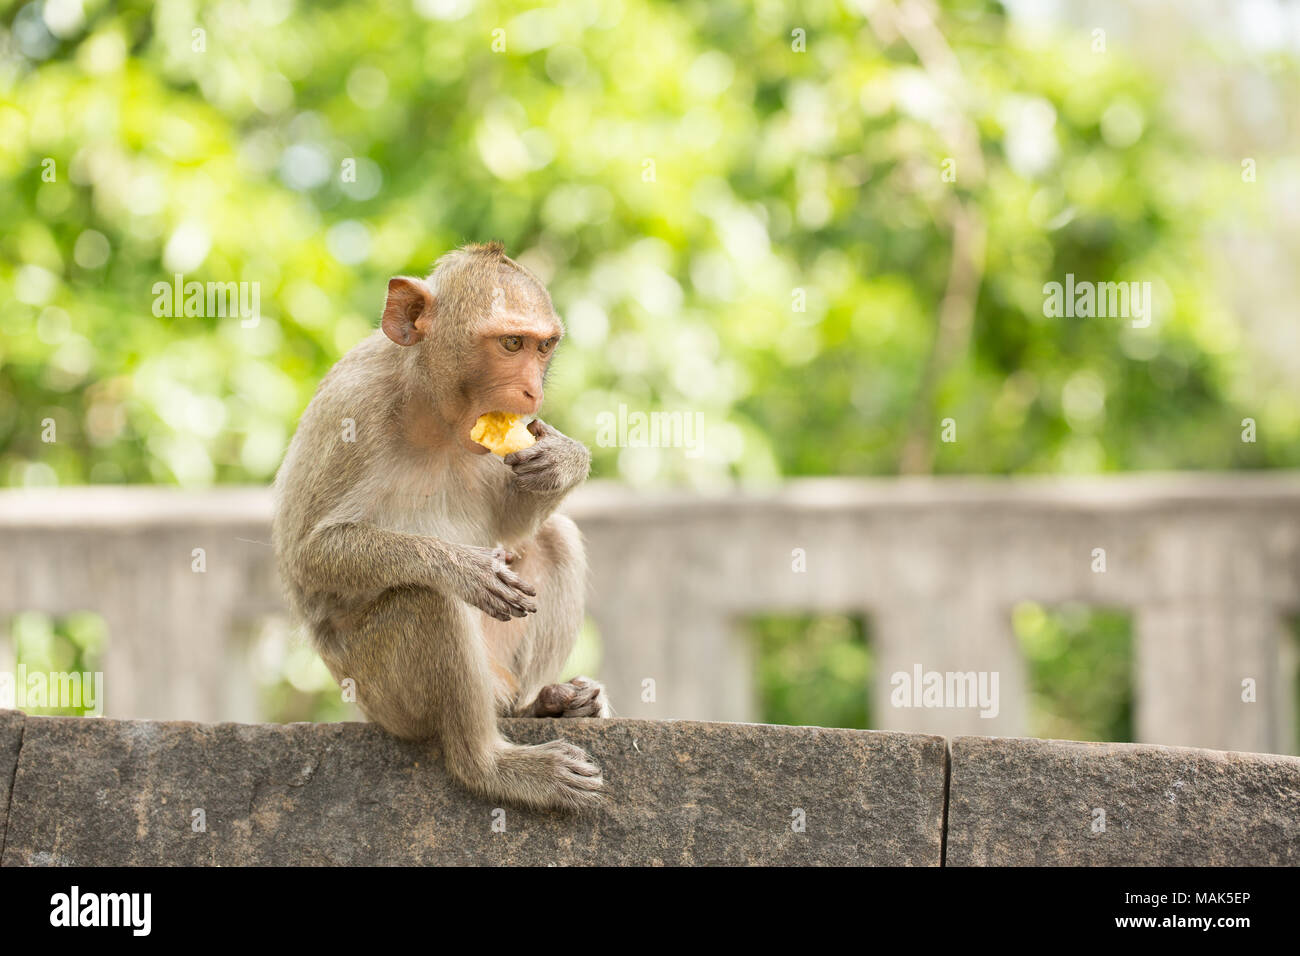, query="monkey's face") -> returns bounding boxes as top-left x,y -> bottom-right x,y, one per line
453,314 -> 561,455
379,261 -> 563,456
